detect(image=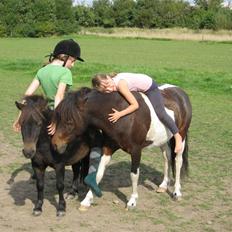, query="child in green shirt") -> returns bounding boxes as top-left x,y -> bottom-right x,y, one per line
13,39 -> 84,132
